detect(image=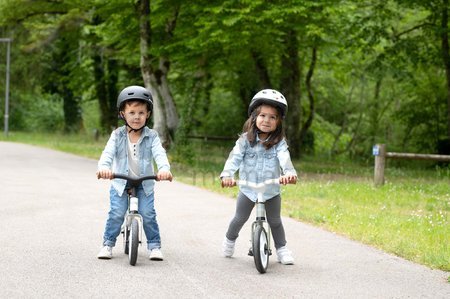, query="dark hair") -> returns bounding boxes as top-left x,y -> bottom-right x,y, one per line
242,104 -> 285,149
120,99 -> 152,112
